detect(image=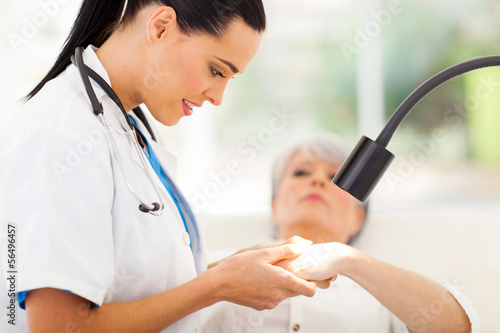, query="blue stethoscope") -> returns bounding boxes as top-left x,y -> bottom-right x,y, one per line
71,46 -> 166,215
